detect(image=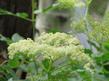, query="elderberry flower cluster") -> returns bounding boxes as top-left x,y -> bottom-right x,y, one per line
57,0 -> 85,9
88,21 -> 109,43
8,32 -> 93,71
57,0 -> 75,9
